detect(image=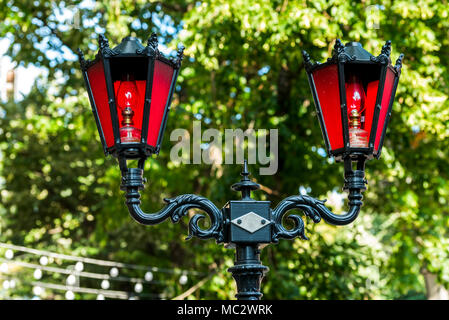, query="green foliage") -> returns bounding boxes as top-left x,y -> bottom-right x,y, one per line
0,0 -> 448,299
